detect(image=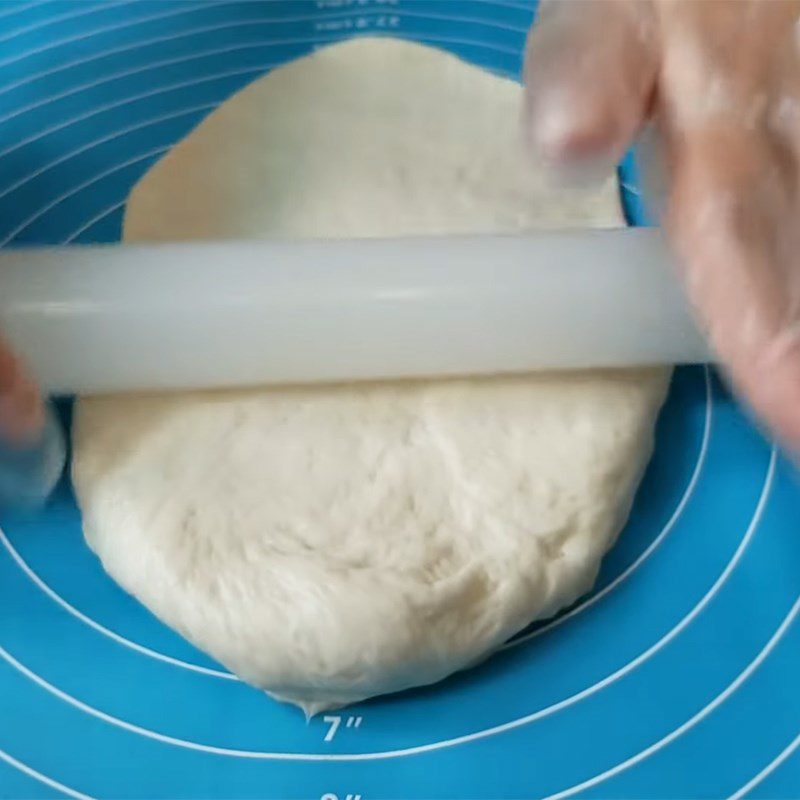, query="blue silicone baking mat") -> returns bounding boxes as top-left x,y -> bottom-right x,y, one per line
0,2 -> 798,799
